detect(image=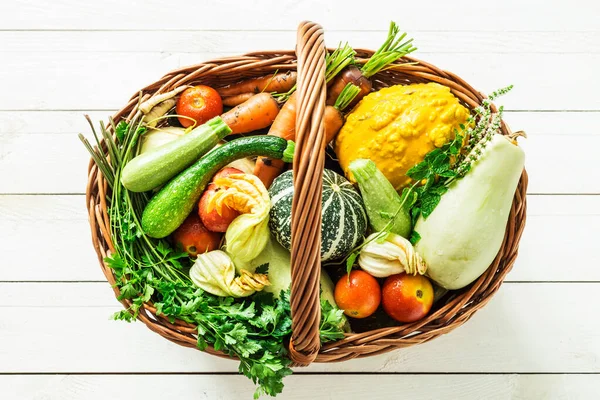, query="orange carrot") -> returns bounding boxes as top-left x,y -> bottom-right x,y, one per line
324,106 -> 345,144
253,93 -> 297,187
326,66 -> 372,107
220,93 -> 280,135
222,93 -> 254,107
253,92 -> 347,188
217,71 -> 297,98
265,92 -> 297,140
326,23 -> 416,107
253,157 -> 286,188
